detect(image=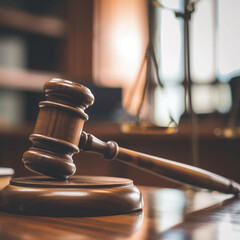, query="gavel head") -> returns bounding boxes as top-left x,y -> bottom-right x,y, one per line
22,78 -> 94,179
